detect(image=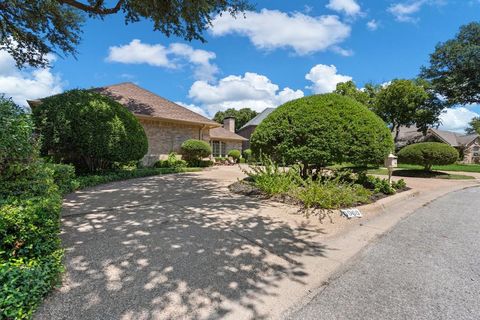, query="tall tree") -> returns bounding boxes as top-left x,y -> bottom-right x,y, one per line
334,81 -> 380,110
375,79 -> 433,142
213,108 -> 258,131
0,0 -> 252,68
420,22 -> 480,105
466,117 -> 480,135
